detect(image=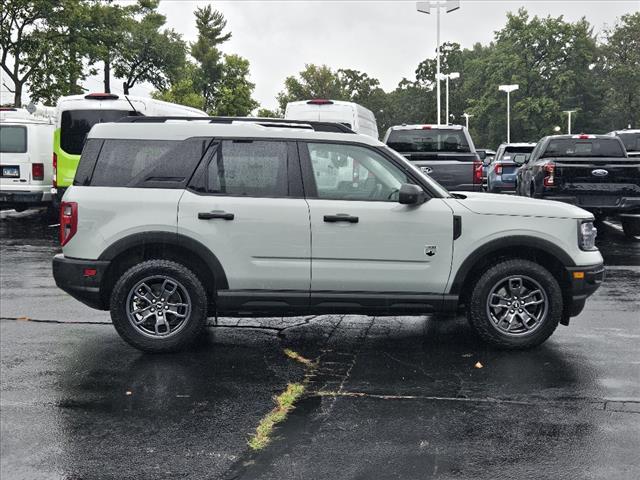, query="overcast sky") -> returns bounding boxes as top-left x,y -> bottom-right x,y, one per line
5,1 -> 639,108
